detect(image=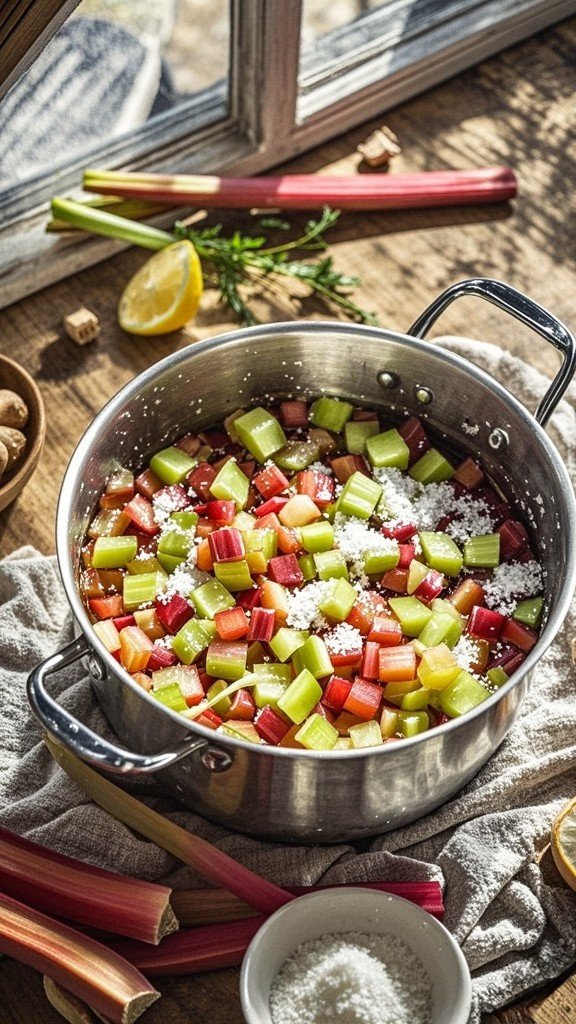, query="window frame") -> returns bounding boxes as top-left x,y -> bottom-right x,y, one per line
0,0 -> 574,309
